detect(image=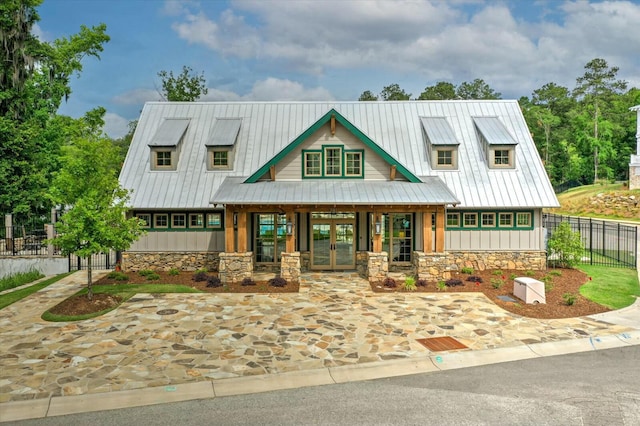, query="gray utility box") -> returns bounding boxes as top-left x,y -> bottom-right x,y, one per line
513,277 -> 546,304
